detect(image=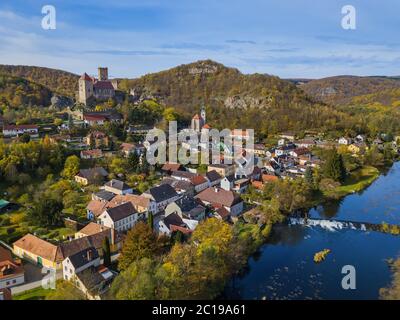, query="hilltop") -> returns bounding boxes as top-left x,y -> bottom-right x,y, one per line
300,75 -> 400,106
0,65 -> 79,97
